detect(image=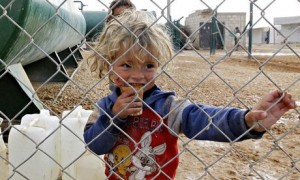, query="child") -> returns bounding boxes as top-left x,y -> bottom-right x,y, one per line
106,0 -> 136,23
84,10 -> 296,179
